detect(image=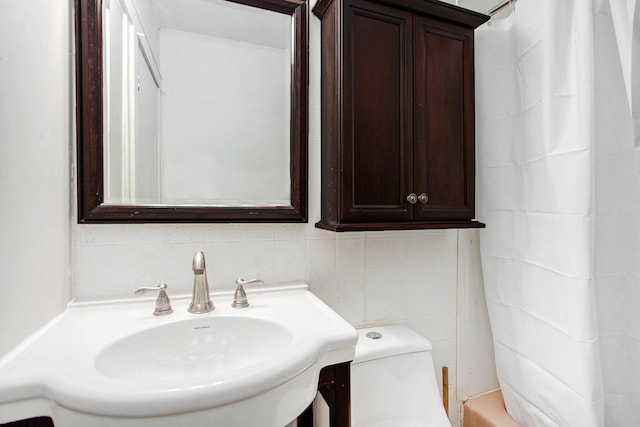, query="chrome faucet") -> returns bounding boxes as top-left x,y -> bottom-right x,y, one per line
188,251 -> 214,314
